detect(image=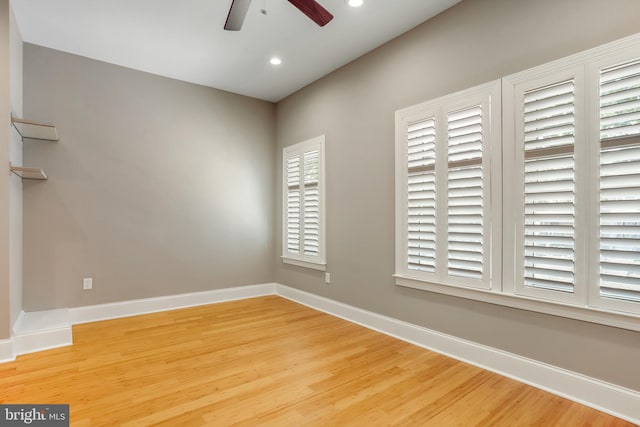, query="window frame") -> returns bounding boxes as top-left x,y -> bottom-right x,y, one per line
282,135 -> 327,271
394,33 -> 640,332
